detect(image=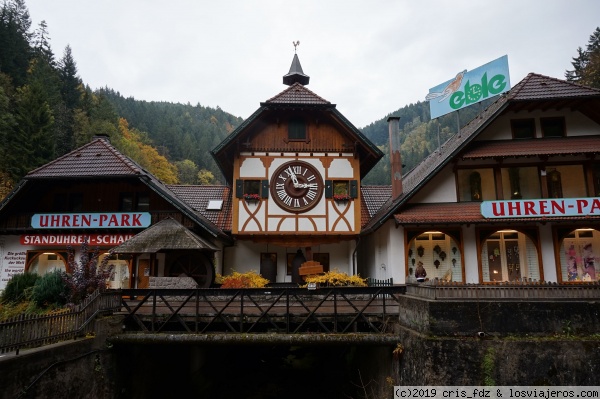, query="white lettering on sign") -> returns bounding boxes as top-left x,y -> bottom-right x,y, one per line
481,198 -> 600,218
20,234 -> 134,246
31,213 -> 151,229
